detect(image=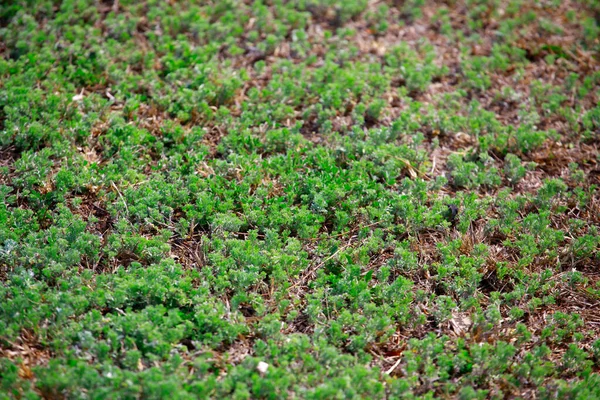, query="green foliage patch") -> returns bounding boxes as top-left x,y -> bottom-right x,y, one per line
1,0 -> 600,398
